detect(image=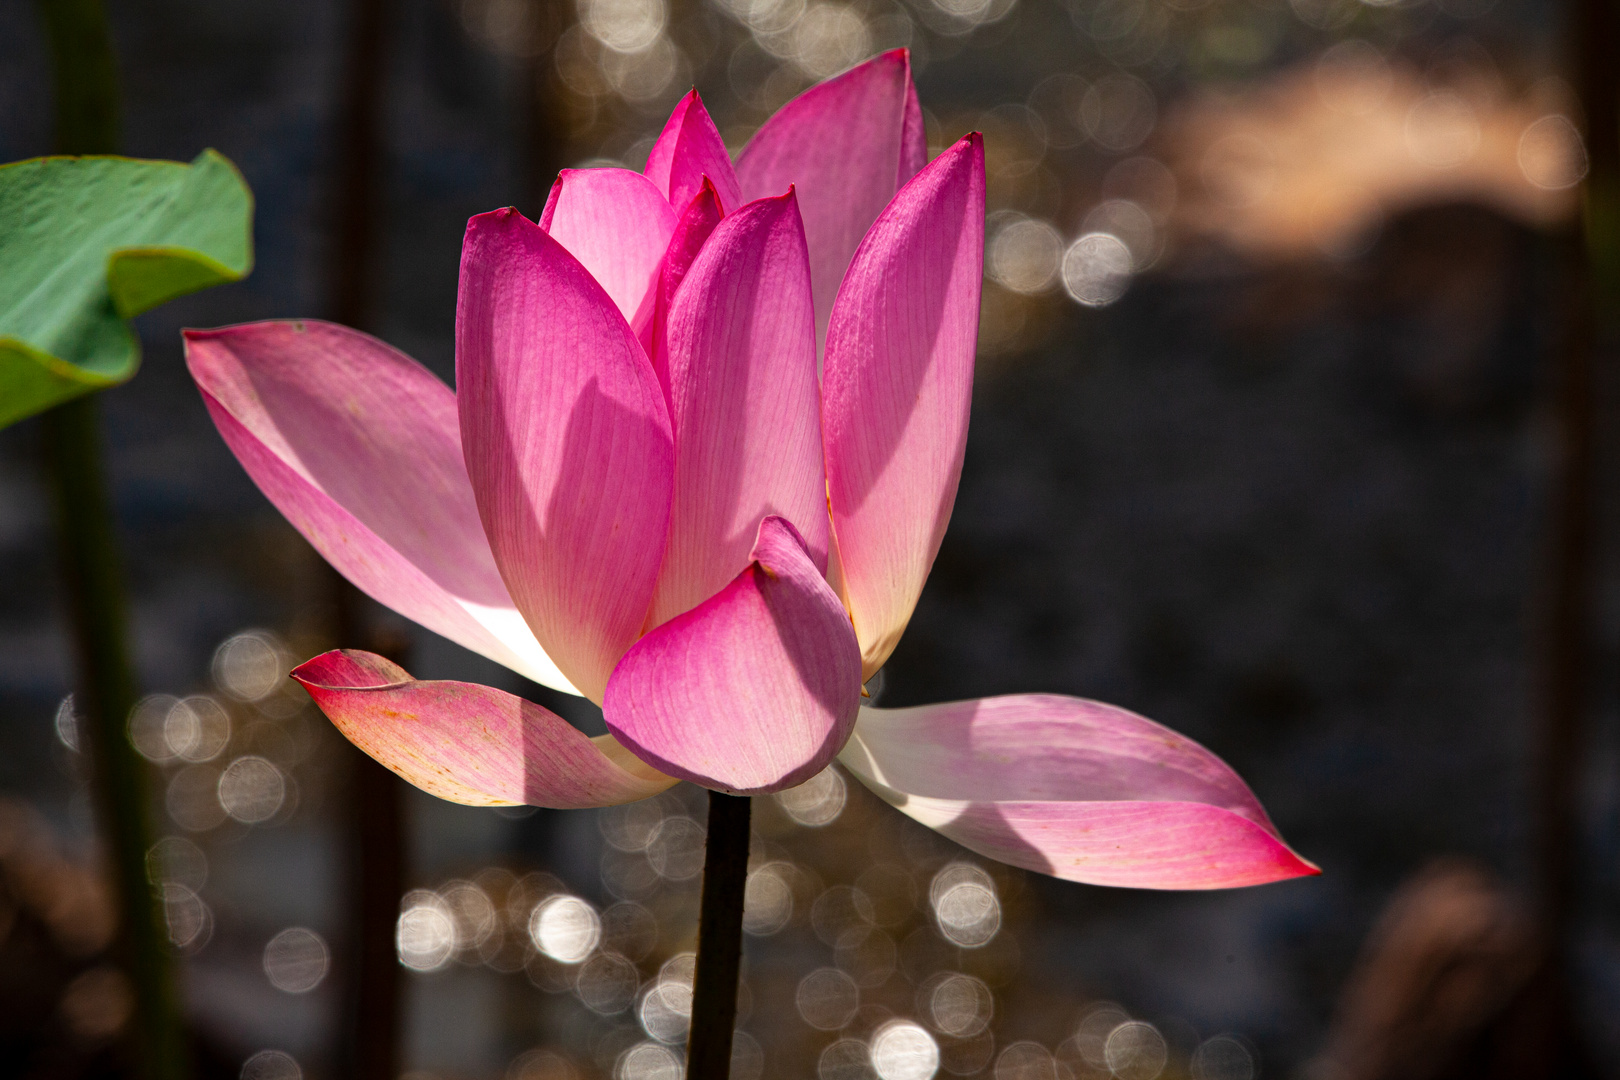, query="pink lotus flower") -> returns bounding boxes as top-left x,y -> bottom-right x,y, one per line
184,53 -> 1316,890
